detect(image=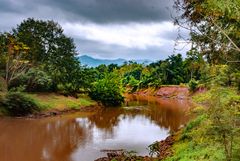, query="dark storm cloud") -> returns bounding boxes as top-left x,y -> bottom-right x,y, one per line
0,0 -> 175,24
44,0 -> 175,23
